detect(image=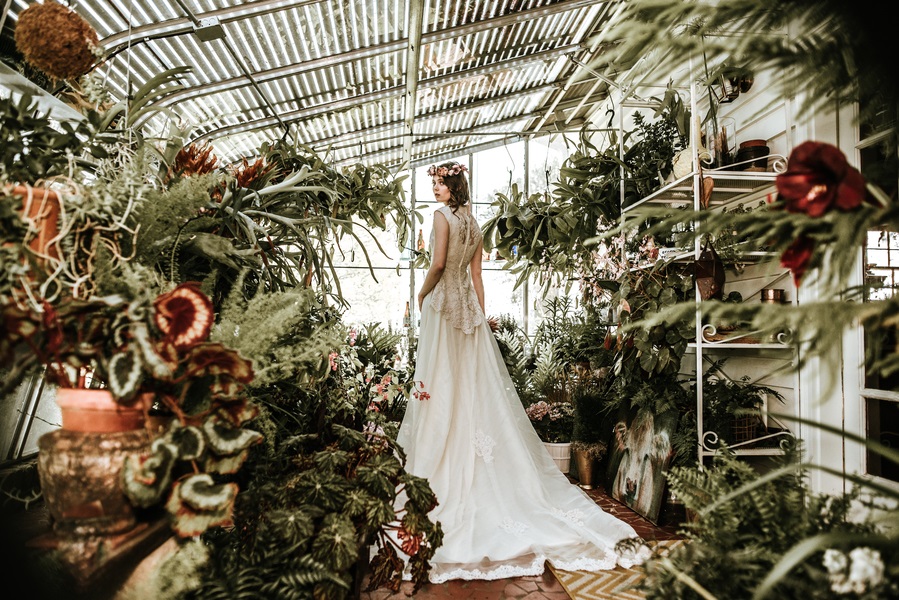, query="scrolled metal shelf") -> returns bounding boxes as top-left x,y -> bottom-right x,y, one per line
694,324 -> 792,347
